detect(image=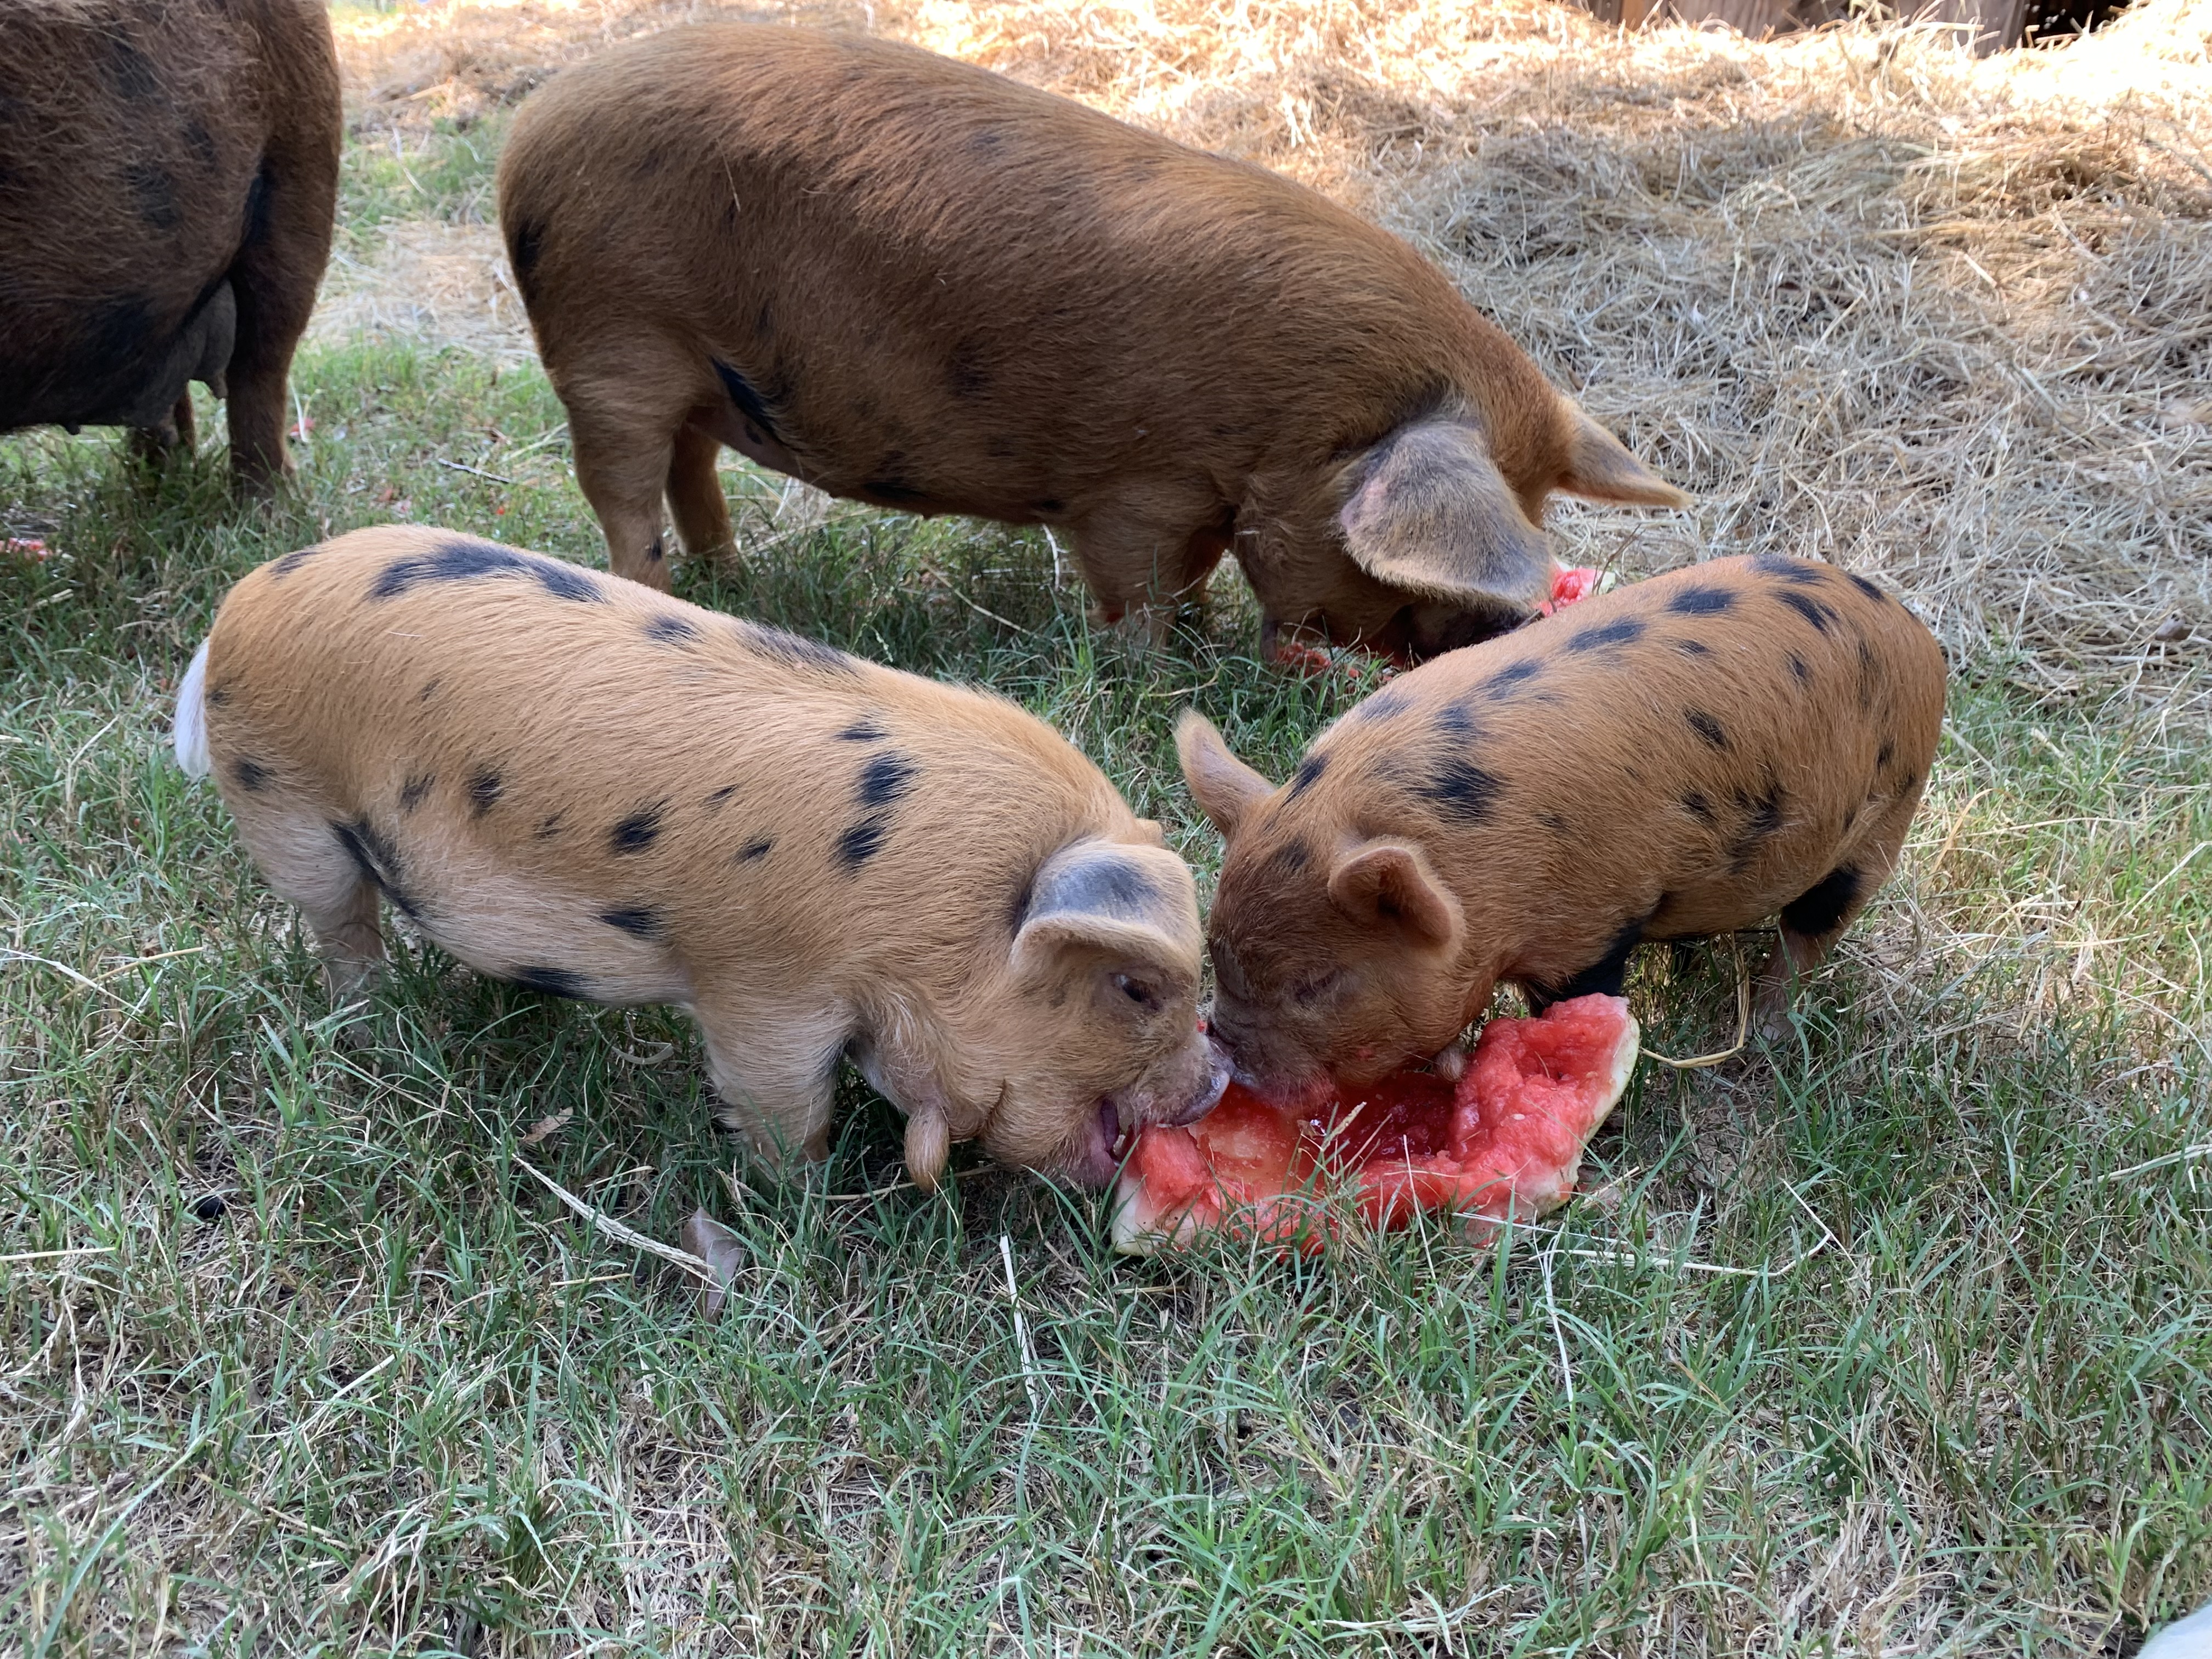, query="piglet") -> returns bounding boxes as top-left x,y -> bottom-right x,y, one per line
176,527 -> 1228,1188
1177,555 -> 1946,1097
495,24 -> 1684,656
